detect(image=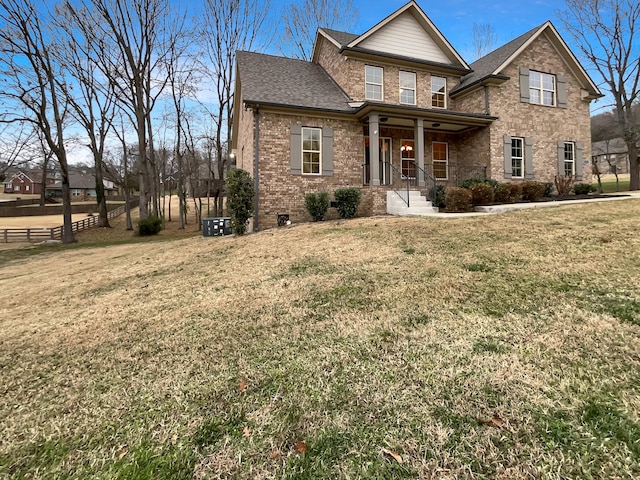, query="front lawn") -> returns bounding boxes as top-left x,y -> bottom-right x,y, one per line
1,199 -> 639,479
